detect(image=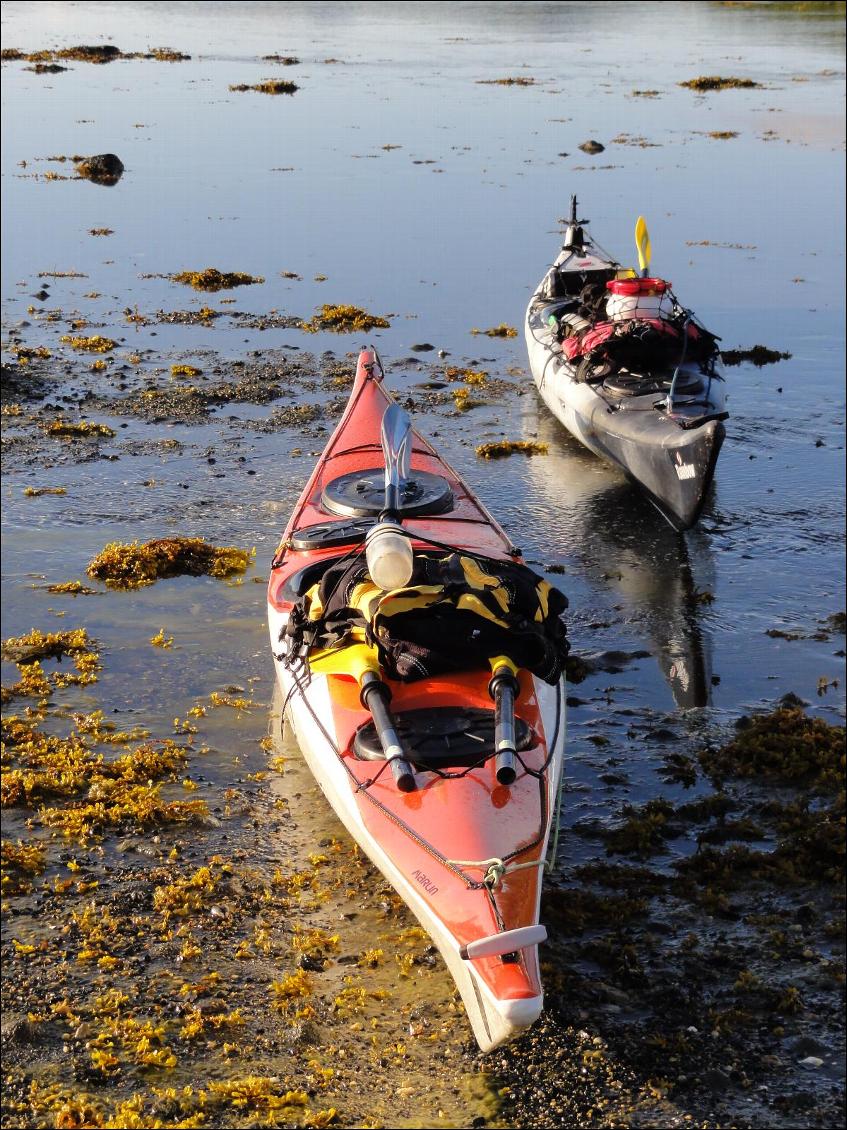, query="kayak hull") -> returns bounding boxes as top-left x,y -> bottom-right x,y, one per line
267,350 -> 566,1051
276,658 -> 563,1051
525,227 -> 728,531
